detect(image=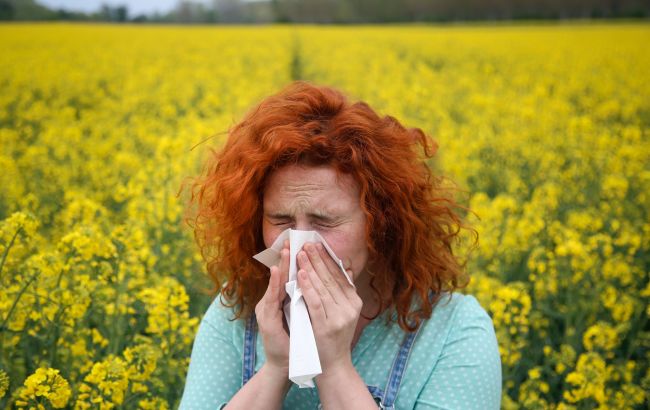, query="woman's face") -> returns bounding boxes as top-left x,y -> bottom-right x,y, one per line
262,164 -> 369,282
